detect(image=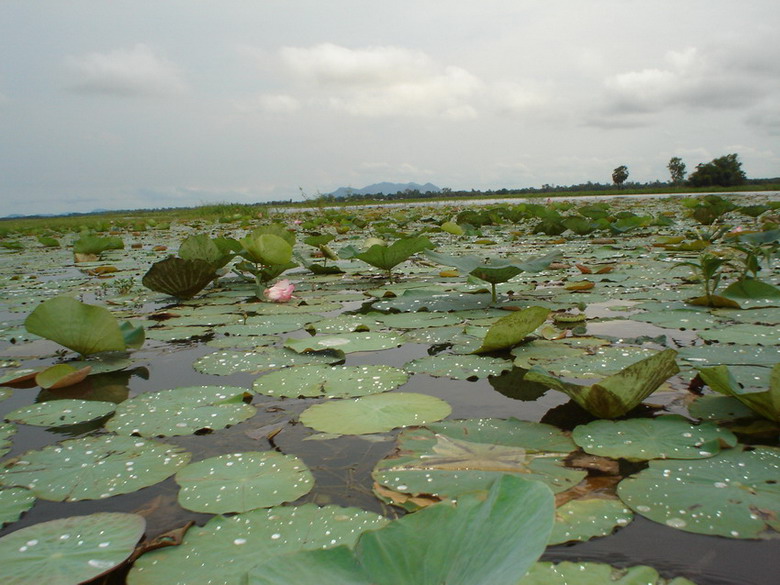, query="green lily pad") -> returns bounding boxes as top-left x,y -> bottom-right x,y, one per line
300,393 -> 451,435
525,349 -> 680,418
677,344 -> 780,368
0,423 -> 16,457
511,339 -> 589,369
697,324 -> 780,345
5,399 -> 115,427
24,296 -> 129,356
0,435 -> 190,501
687,395 -> 762,422
285,332 -> 402,354
105,385 -> 255,437
617,445 -> 780,538
0,487 -> 35,527
193,347 -> 342,375
0,512 -> 146,585
698,364 -> 780,422
374,311 -> 463,329
175,451 -> 314,513
541,345 -> 664,378
549,498 -> 633,545
373,290 -> 493,312
633,308 -> 724,330
144,325 -> 212,341
472,306 -> 550,353
404,354 -> 512,380
572,415 -> 737,461
303,313 -> 377,334
518,561 -> 697,585
218,314 -> 314,336
247,475 -> 554,585
373,420 -> 583,509
253,365 -> 408,398
34,364 -> 92,389
127,504 -> 388,585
